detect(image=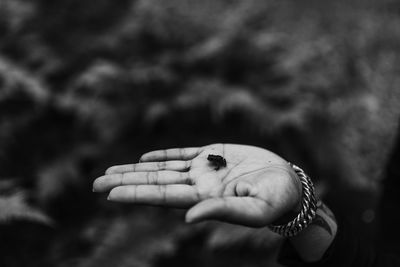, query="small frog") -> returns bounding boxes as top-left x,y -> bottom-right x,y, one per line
207,154 -> 227,170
